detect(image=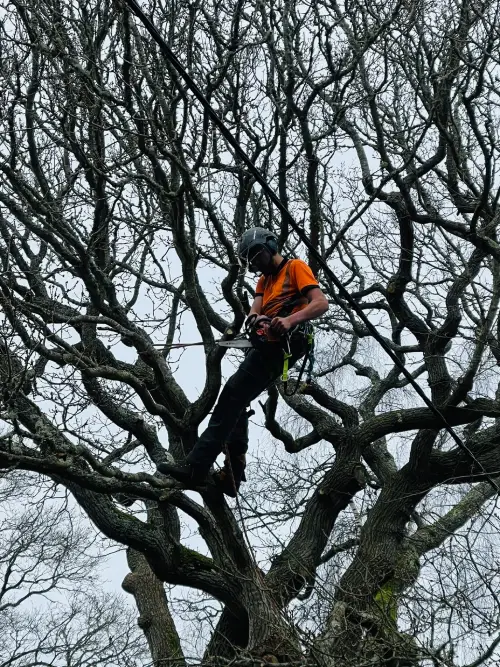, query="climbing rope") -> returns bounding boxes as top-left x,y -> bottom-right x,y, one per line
122,0 -> 500,494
